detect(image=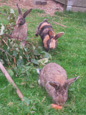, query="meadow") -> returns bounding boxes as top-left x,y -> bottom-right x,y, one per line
0,6 -> 86,115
